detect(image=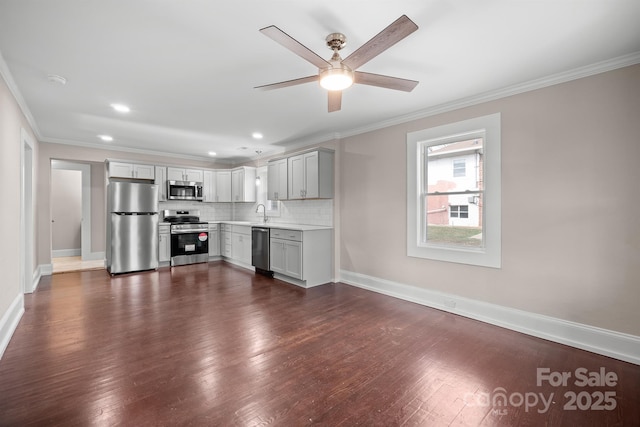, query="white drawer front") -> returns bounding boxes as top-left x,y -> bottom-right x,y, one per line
270,228 -> 302,241
232,225 -> 251,235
